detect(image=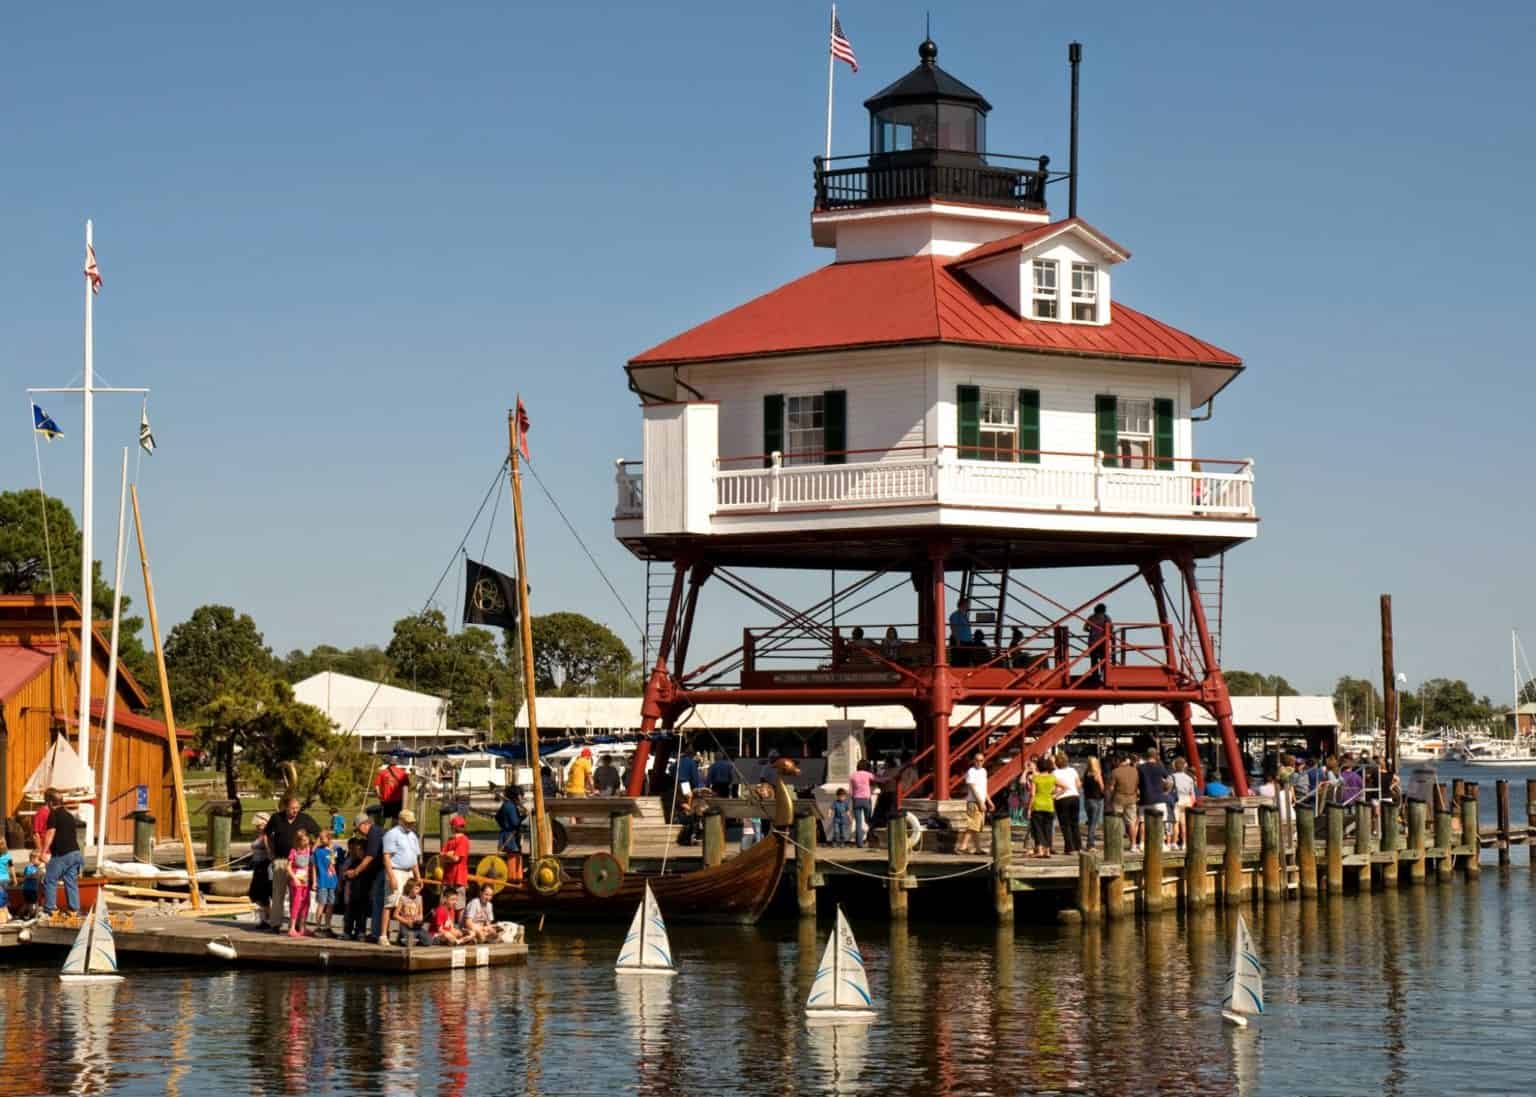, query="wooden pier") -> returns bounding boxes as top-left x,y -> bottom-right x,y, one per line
0,916 -> 527,974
